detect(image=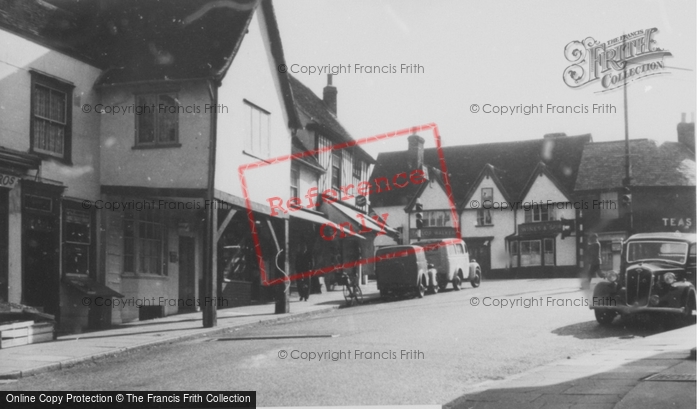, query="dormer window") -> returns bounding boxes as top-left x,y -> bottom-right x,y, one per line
525,205 -> 556,223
